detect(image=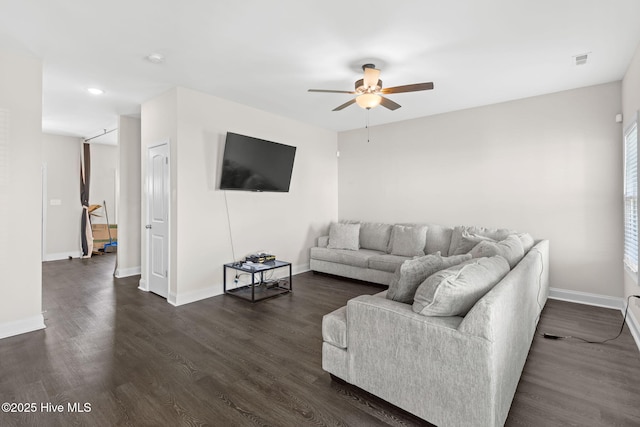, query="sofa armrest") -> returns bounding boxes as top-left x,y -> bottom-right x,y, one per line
345,295 -> 495,426
317,235 -> 329,247
459,239 -> 549,341
456,239 -> 549,426
348,295 -> 464,333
